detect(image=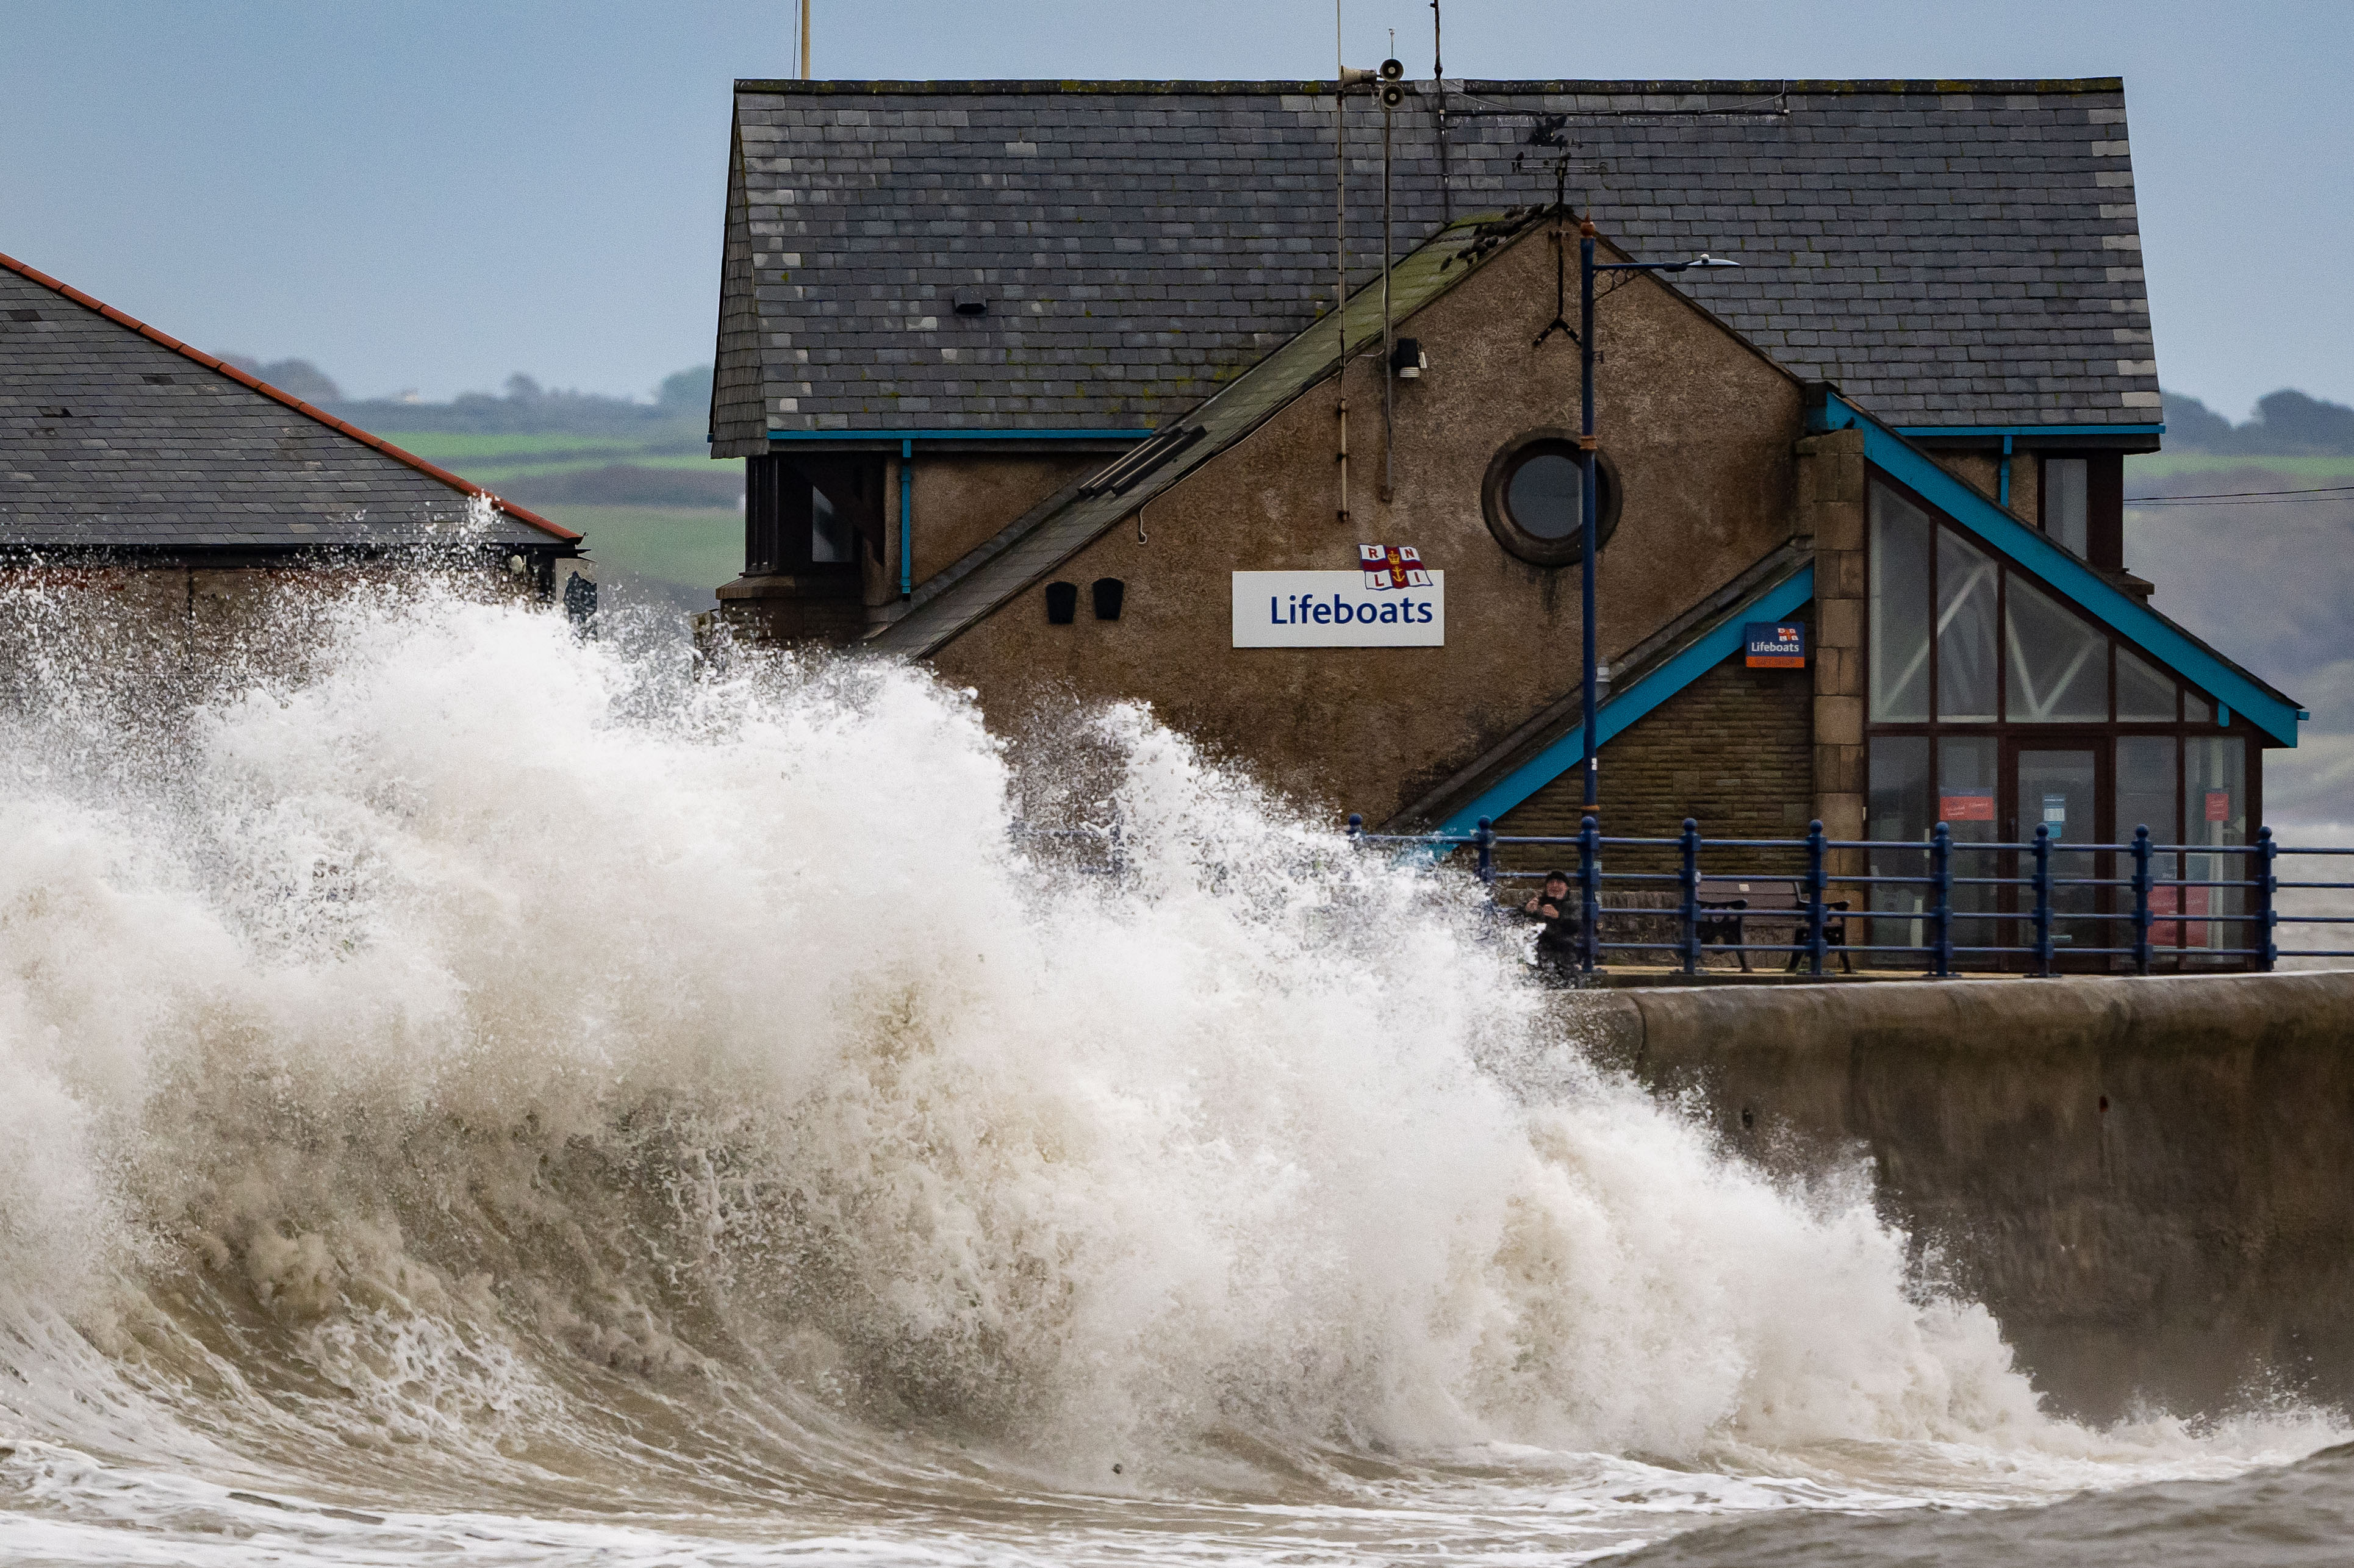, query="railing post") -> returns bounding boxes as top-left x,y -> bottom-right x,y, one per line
1108,819 -> 1126,881
1679,817 -> 1701,976
1931,821 -> 1953,978
1805,818 -> 1828,978
2033,823 -> 2054,977
2256,825 -> 2278,972
1577,814 -> 1601,976
1346,813 -> 1363,847
1475,816 -> 1495,886
2131,825 -> 2153,976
